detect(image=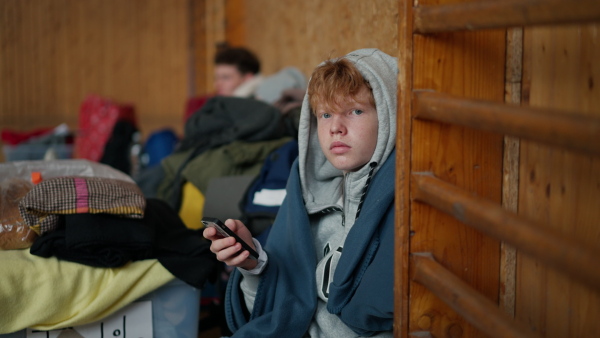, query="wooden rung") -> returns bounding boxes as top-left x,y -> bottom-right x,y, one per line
414,0 -> 600,34
408,332 -> 434,338
411,253 -> 538,338
412,173 -> 600,291
413,91 -> 600,156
